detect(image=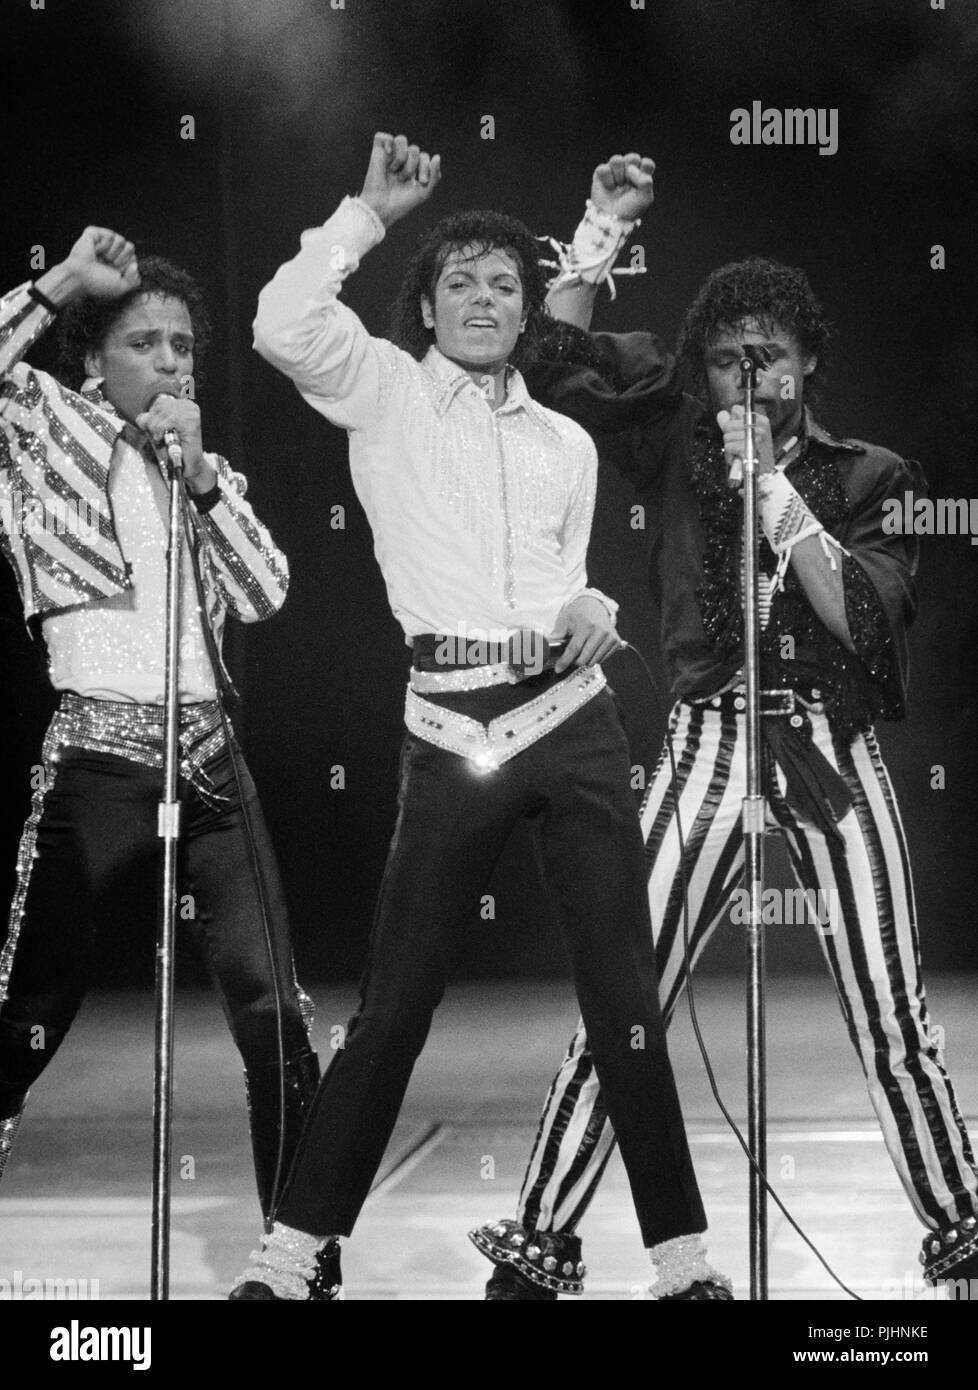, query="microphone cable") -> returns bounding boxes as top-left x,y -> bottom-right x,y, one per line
611,638 -> 862,1300
177,464 -> 296,1232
